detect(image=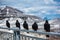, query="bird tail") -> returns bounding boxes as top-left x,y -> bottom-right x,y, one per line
27,29 -> 29,33
8,28 -> 10,30
27,32 -> 29,33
